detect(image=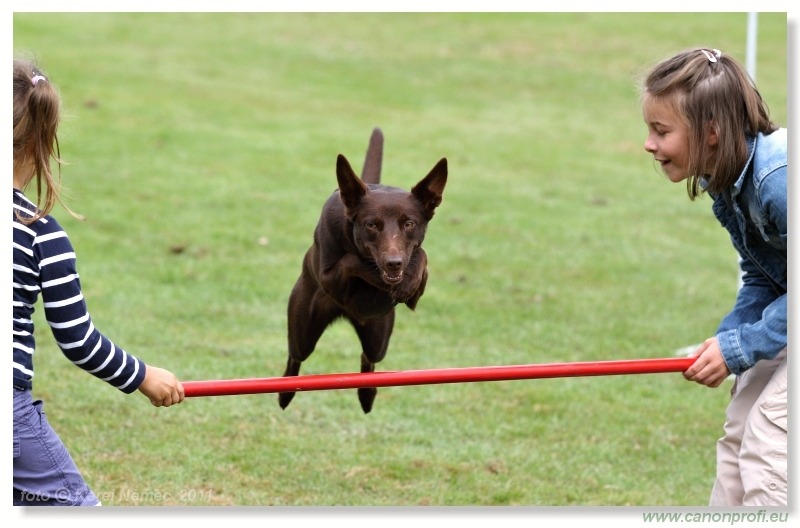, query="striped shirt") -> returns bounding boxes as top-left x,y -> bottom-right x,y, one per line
13,189 -> 145,393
